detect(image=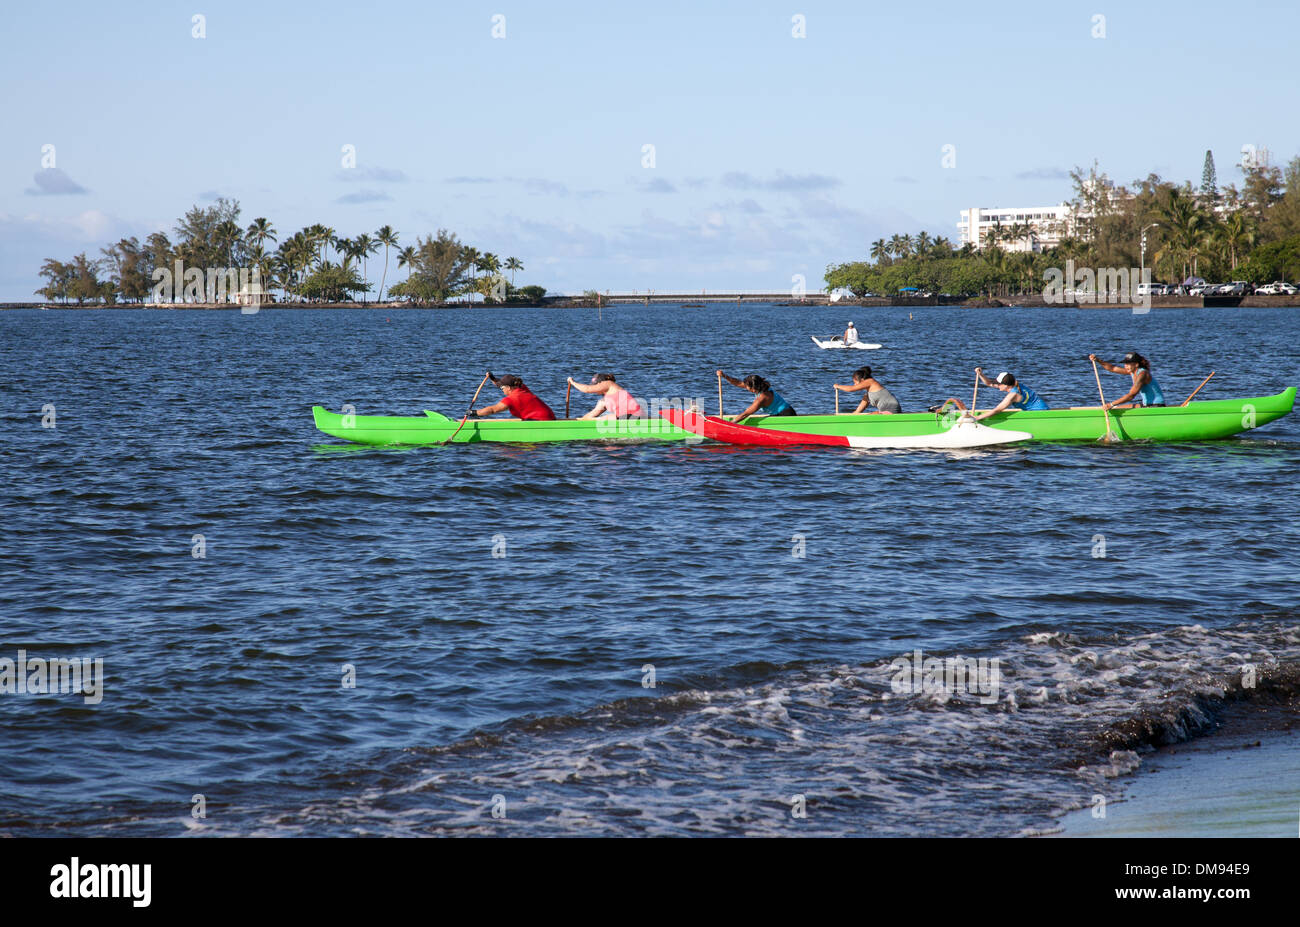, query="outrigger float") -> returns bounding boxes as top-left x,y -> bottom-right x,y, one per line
312,387 -> 1294,446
